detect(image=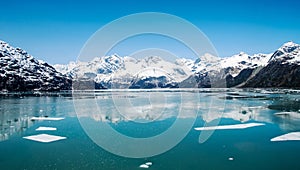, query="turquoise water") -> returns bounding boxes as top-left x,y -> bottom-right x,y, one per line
1,89 -> 300,169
